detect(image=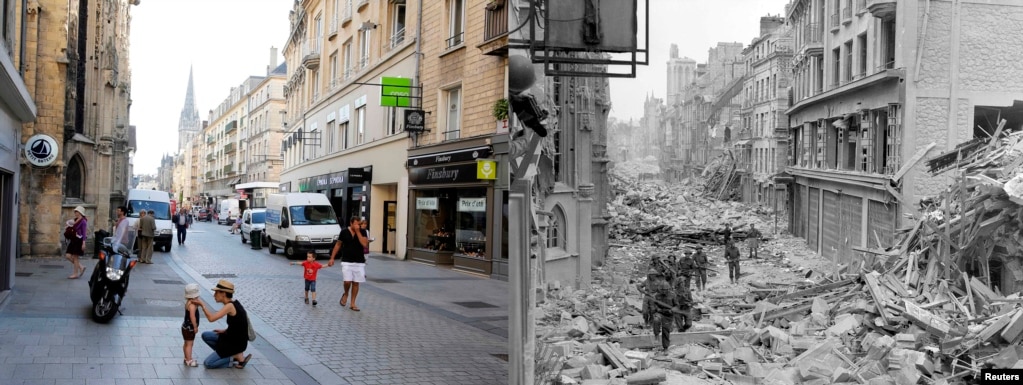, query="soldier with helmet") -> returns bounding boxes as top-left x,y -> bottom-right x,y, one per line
677,248 -> 697,293
642,268 -> 677,351
692,246 -> 709,291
